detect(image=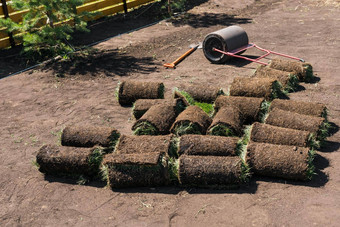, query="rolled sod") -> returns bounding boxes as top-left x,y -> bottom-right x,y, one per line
177,84 -> 224,103
178,134 -> 240,156
132,98 -> 187,119
229,77 -> 283,100
170,106 -> 212,136
208,106 -> 243,136
178,155 -> 249,188
117,80 -> 164,106
36,144 -> 103,177
115,134 -> 176,157
132,104 -> 177,135
247,142 -> 315,180
61,125 -> 120,148
102,152 -> 169,188
269,58 -> 313,82
253,65 -> 299,92
214,95 -> 265,124
250,122 -> 315,148
265,108 -> 328,140
270,99 -> 327,119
